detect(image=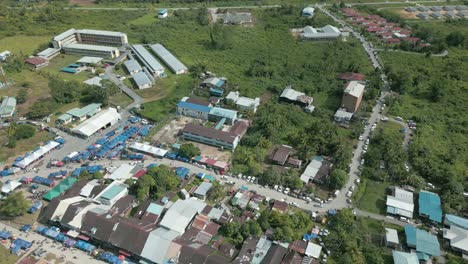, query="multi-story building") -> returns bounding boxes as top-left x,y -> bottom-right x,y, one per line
341,81 -> 365,113
182,123 -> 240,150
